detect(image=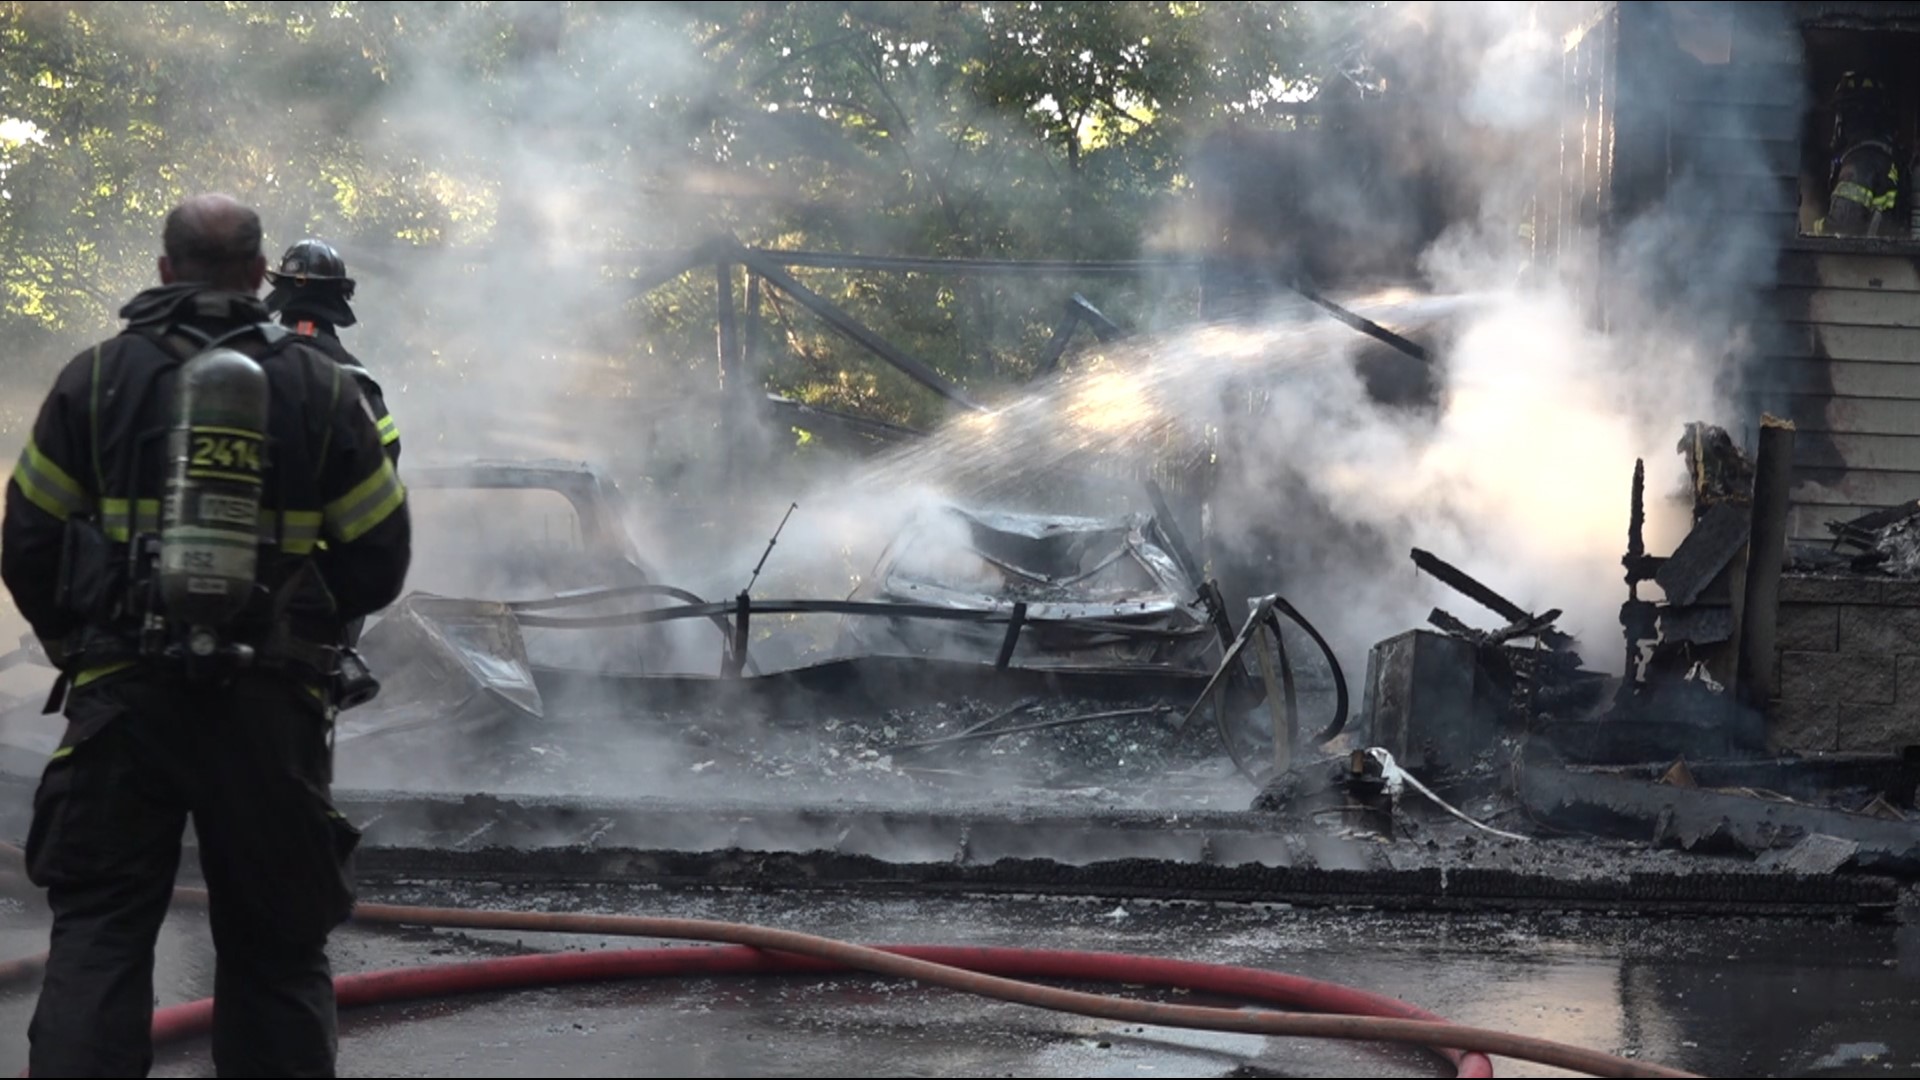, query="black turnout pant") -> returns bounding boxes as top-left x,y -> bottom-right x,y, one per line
23,668 -> 360,1077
